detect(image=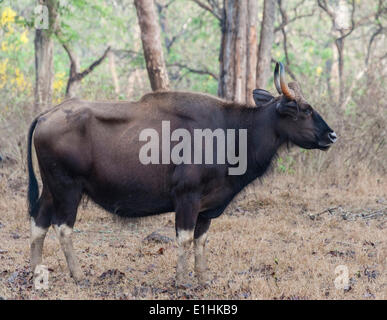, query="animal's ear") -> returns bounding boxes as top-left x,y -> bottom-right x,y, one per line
253,89 -> 274,107
276,100 -> 298,118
